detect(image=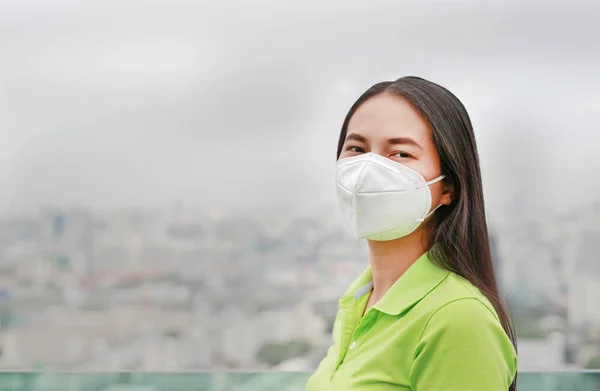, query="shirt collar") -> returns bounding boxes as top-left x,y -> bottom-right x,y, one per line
340,251 -> 450,316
